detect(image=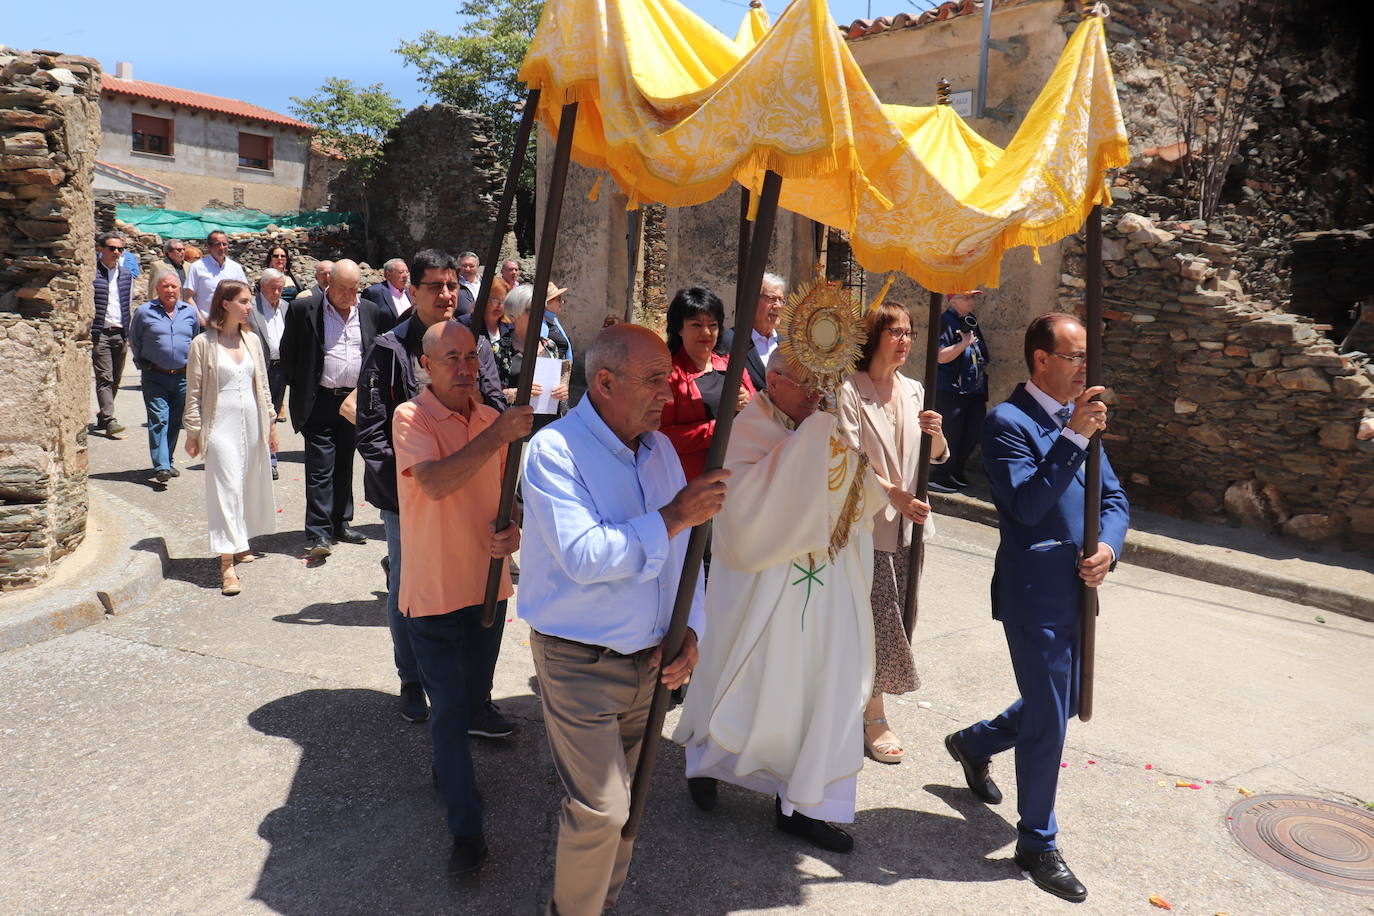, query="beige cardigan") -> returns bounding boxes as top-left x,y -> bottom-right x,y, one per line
182,327 -> 274,455
836,369 -> 948,552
